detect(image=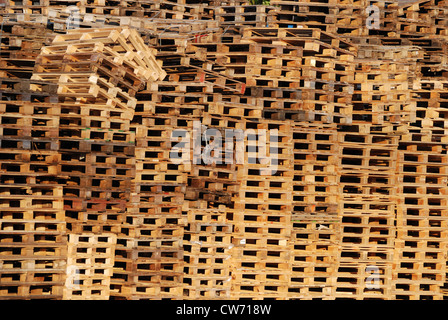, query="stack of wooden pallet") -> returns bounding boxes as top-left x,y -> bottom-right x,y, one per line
186,22 -> 357,299
288,122 -> 340,299
183,206 -> 234,299
336,126 -> 399,299
269,0 -> 367,37
115,104 -> 188,300
156,31 -> 241,299
230,120 -> 293,299
391,0 -> 448,299
29,27 -> 165,300
0,21 -> 54,79
192,27 -> 356,123
0,78 -> 66,300
329,44 -> 421,299
241,27 -> 356,124
215,5 -> 276,28
109,28 -> 214,299
2,0 -> 49,23
46,0 -> 216,21
64,233 -> 116,299
394,80 -> 448,299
